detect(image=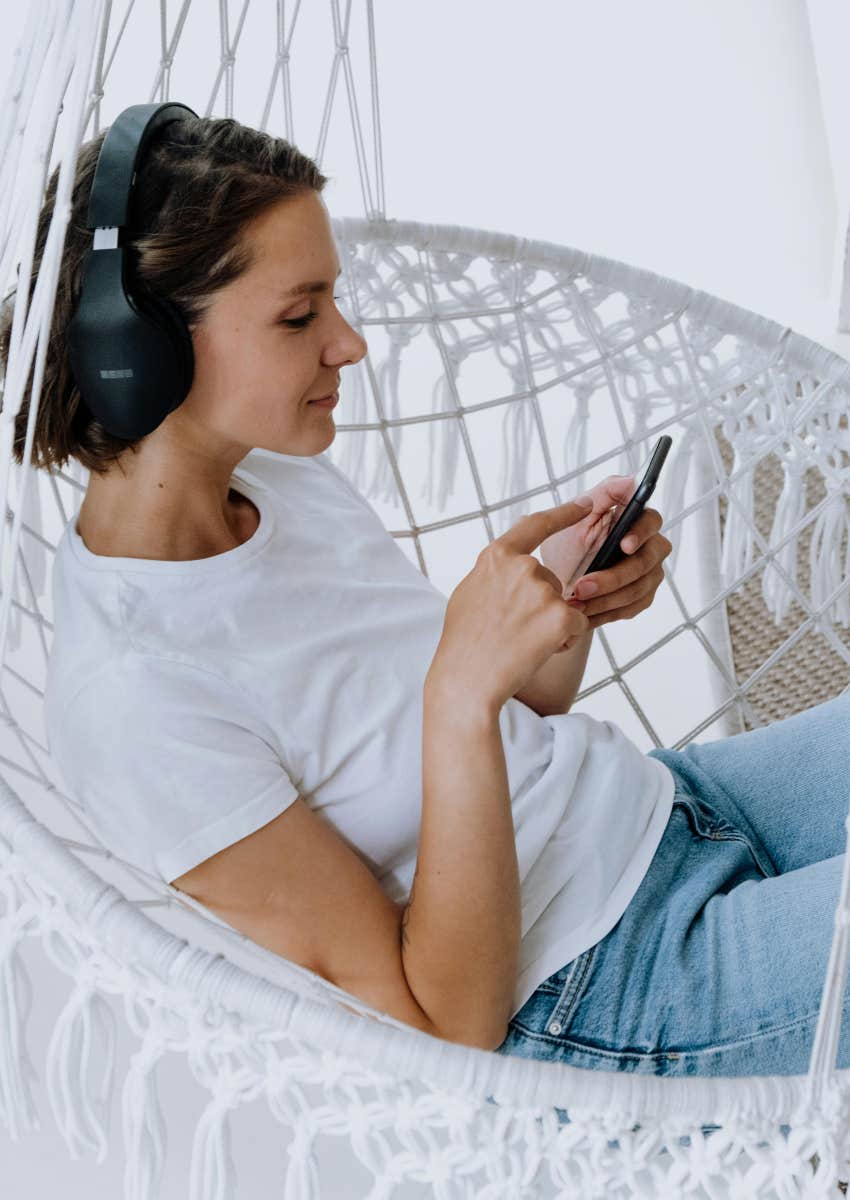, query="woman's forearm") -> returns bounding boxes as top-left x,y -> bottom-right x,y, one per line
400,671 -> 521,1050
